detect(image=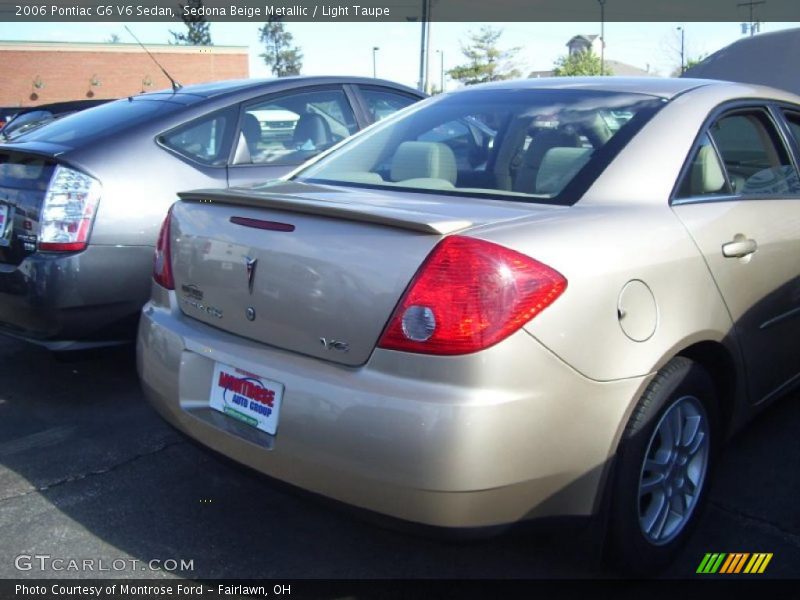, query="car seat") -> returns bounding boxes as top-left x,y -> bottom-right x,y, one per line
513,129 -> 582,193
